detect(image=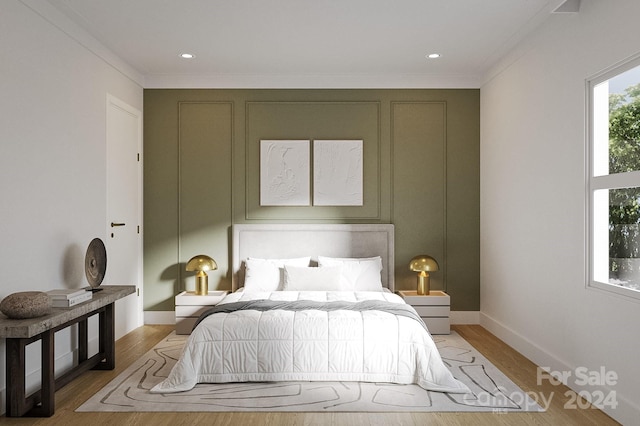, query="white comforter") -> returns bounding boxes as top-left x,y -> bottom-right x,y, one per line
150,290 -> 469,394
